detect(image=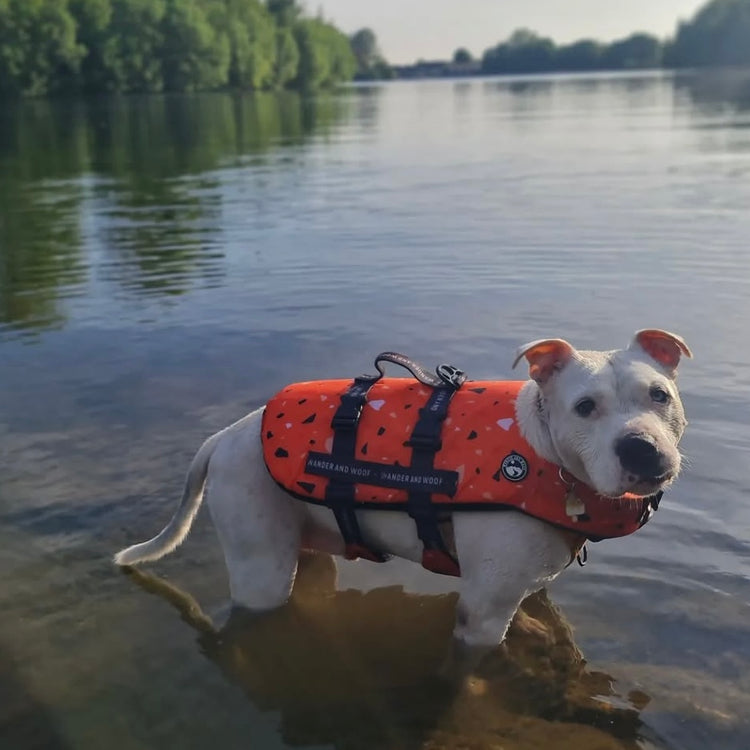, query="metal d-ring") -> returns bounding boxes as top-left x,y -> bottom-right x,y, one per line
558,466 -> 577,491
